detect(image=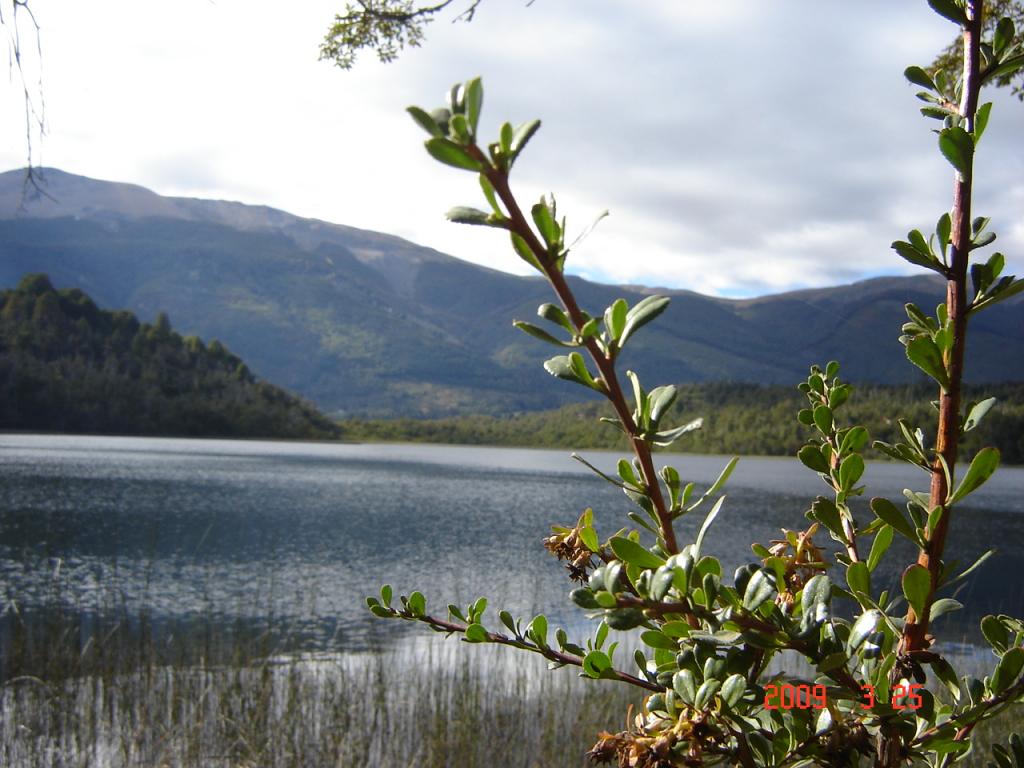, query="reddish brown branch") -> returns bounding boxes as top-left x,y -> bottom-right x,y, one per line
397,609 -> 662,692
900,0 -> 982,656
475,155 -> 679,554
